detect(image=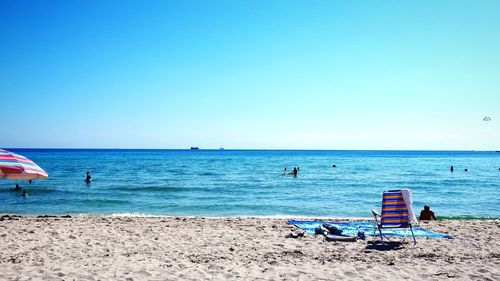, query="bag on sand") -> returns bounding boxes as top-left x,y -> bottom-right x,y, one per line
322,224 -> 343,235
315,224 -> 362,242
